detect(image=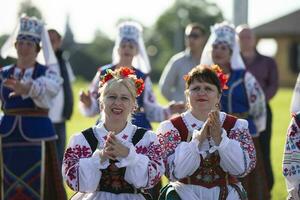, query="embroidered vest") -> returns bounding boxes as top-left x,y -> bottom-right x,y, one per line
82,127 -> 147,194
0,63 -> 56,141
